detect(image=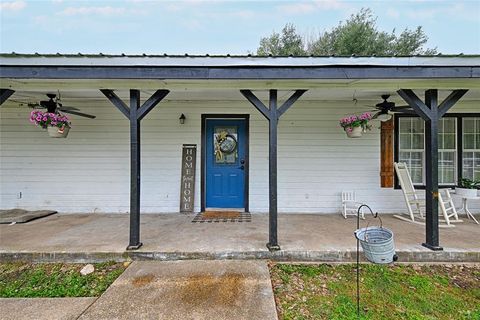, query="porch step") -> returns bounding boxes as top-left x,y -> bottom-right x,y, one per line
2,249 -> 479,263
